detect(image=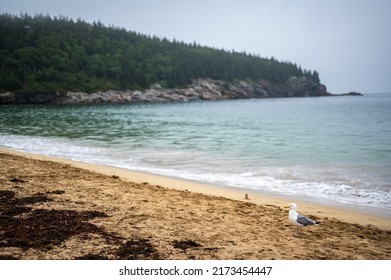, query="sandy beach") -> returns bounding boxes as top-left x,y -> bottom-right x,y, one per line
0,148 -> 390,260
